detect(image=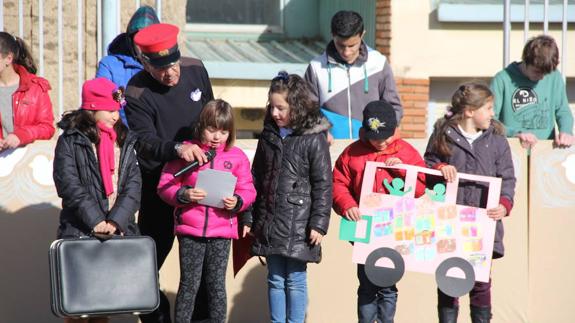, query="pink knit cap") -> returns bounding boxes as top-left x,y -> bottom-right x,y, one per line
80,78 -> 122,111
